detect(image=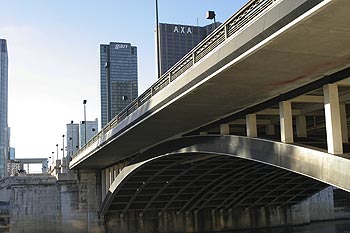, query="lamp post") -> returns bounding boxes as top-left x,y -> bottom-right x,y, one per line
83,100 -> 87,145
70,120 -> 74,156
155,0 -> 161,79
206,10 -> 216,29
56,144 -> 59,162
62,134 -> 65,159
51,151 -> 54,164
